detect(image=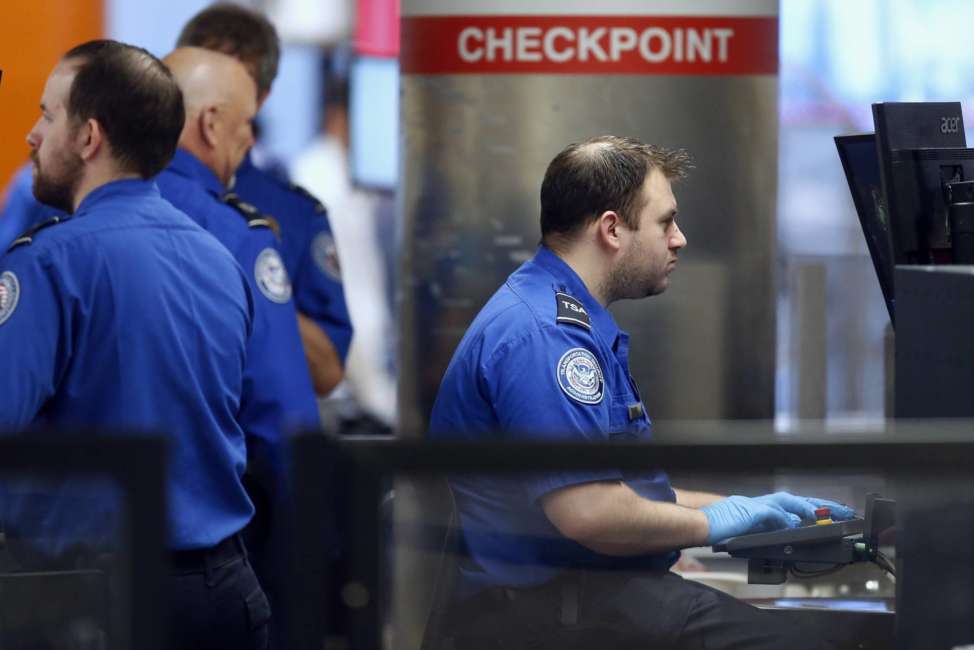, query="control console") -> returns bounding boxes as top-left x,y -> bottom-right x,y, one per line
711,495 -> 895,585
